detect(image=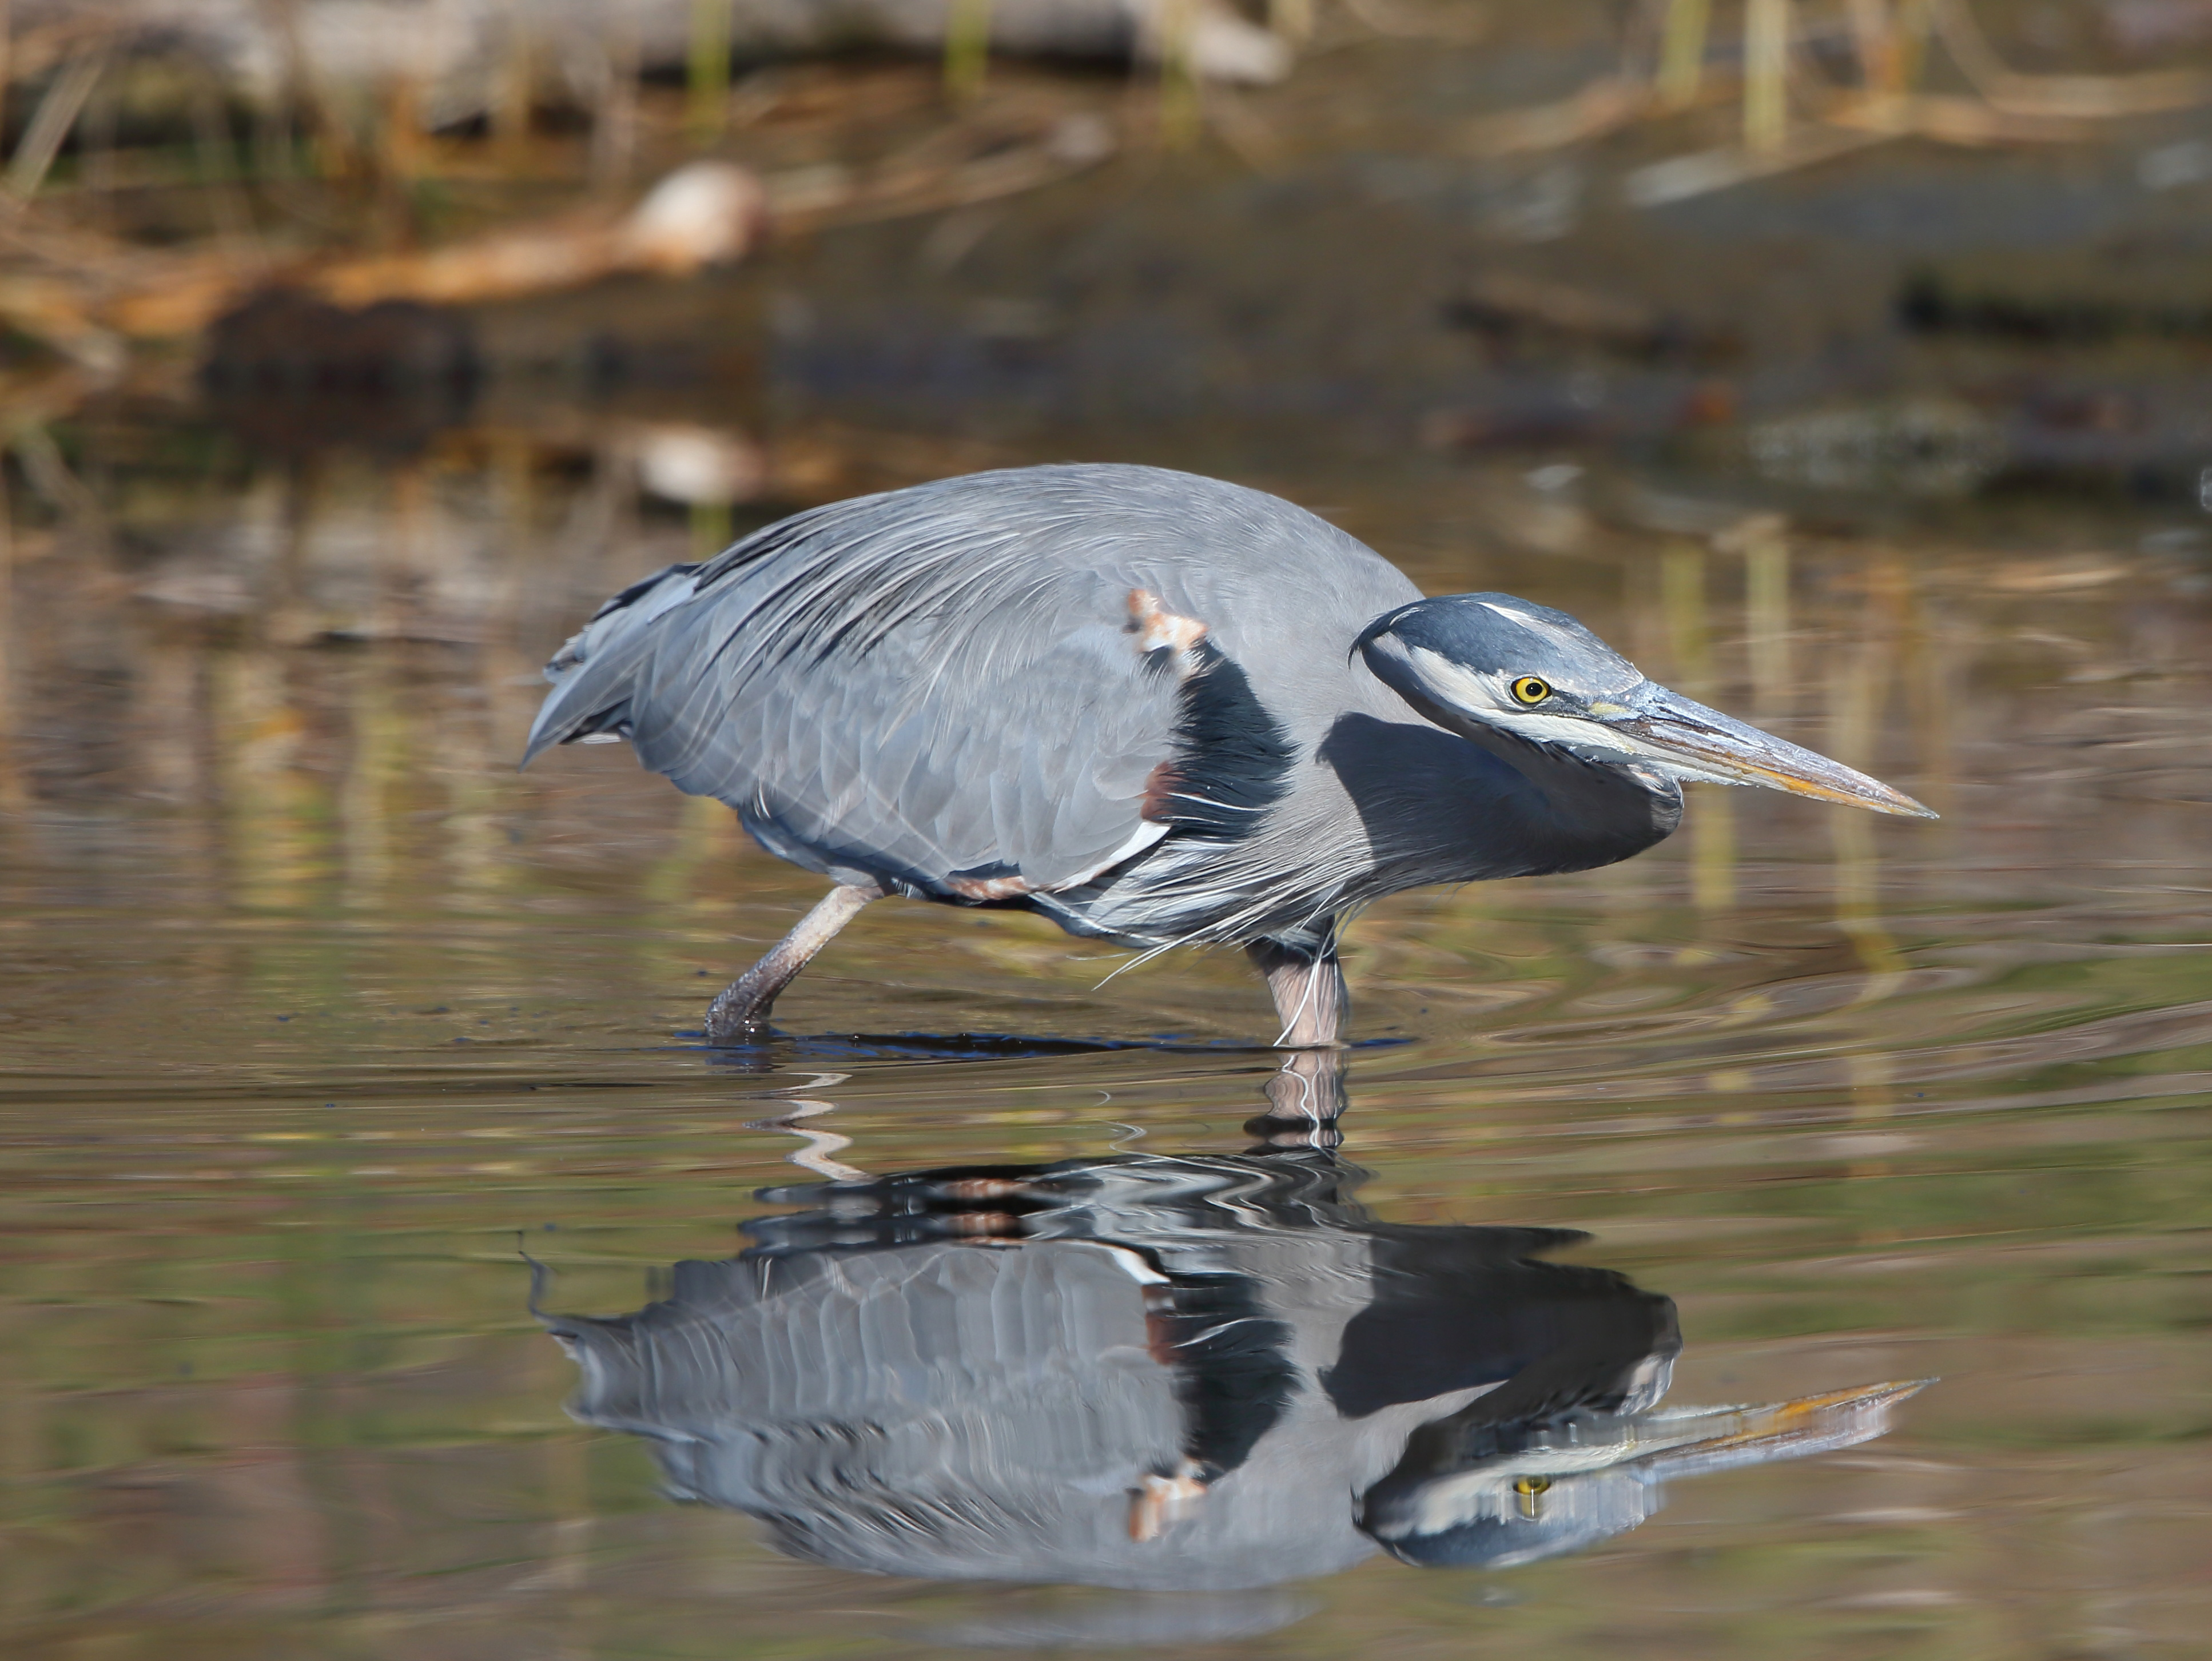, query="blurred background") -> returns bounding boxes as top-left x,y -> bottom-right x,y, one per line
3,5 -> 2211,1659
8,0 -> 2212,832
